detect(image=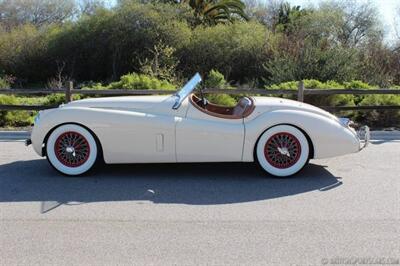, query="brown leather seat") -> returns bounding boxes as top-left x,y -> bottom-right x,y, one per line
233,97 -> 253,117
190,94 -> 255,119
